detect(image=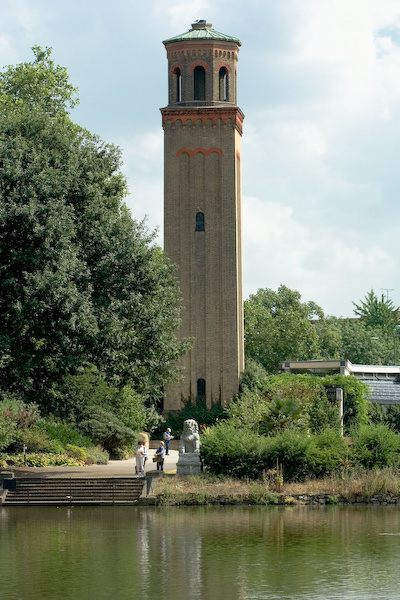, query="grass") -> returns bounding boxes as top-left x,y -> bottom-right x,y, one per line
154,470 -> 400,505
